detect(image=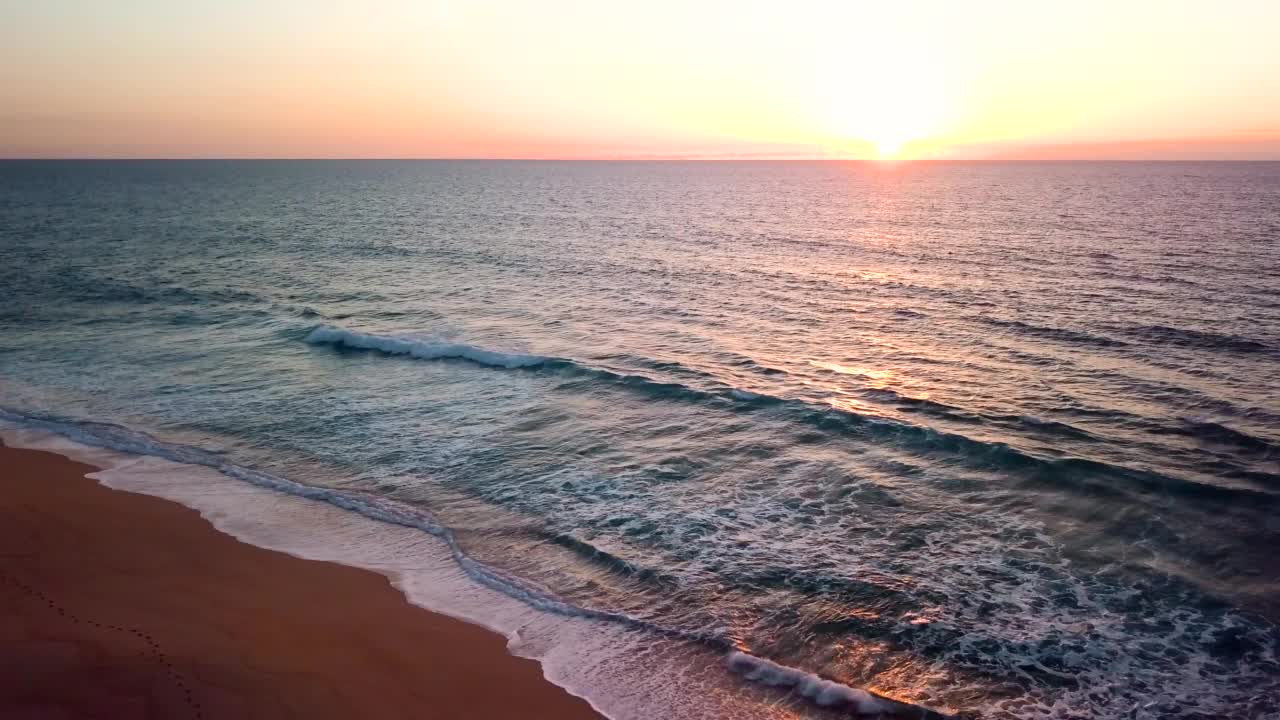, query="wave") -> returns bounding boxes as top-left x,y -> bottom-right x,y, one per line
304,325 -> 1276,507
1119,324 -> 1273,355
0,406 -> 951,720
727,652 -> 960,718
978,317 -> 1129,349
985,414 -> 1098,442
305,325 -> 555,369
540,530 -> 681,588
1168,420 -> 1279,455
858,387 -> 982,424
304,325 -> 729,406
